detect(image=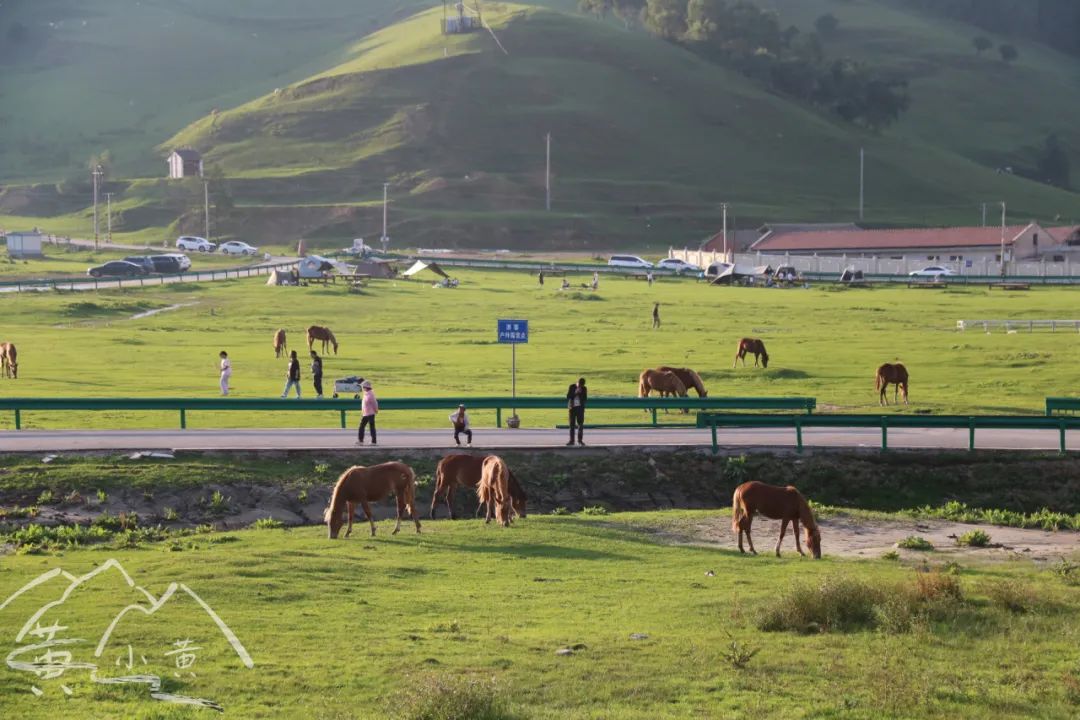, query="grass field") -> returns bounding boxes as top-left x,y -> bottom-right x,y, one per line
0,267 -> 1078,430
0,511 -> 1077,719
